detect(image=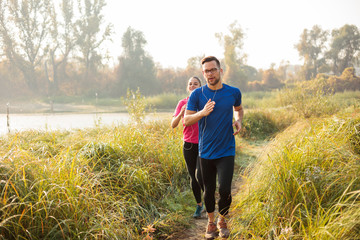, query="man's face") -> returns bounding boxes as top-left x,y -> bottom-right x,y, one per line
202,60 -> 221,86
